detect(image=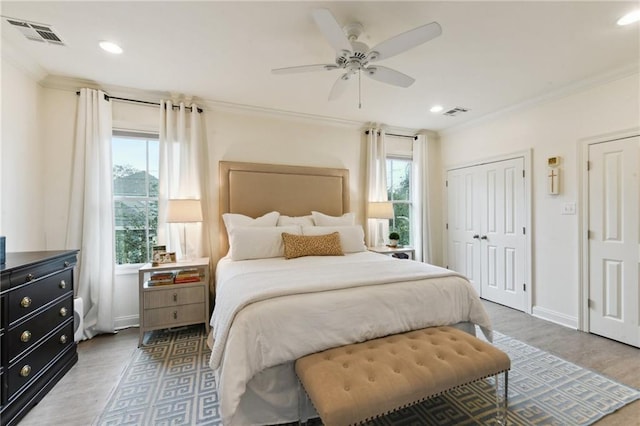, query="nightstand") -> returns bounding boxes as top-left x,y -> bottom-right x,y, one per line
138,258 -> 210,346
368,246 -> 416,260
